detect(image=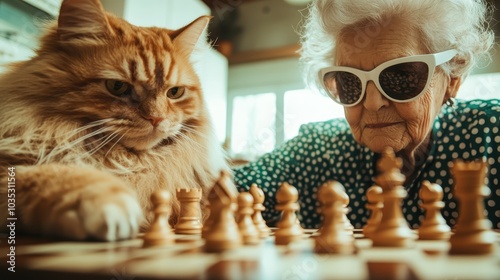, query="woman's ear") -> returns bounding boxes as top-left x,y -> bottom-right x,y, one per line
446,76 -> 462,100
